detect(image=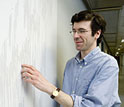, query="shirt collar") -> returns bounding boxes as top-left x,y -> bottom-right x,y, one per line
75,47 -> 101,64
